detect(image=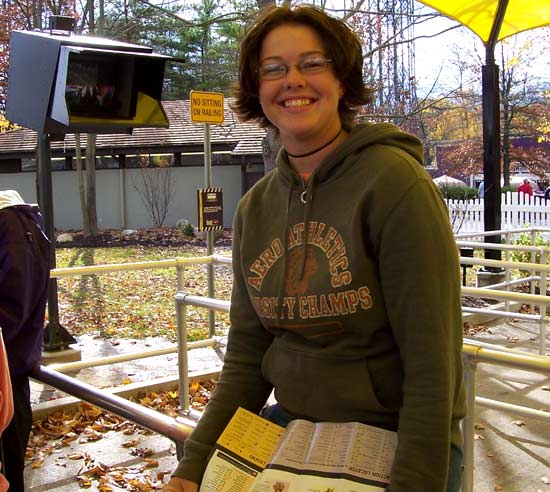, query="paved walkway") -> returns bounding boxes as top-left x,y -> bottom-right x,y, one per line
463,319 -> 549,492
25,319 -> 549,492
